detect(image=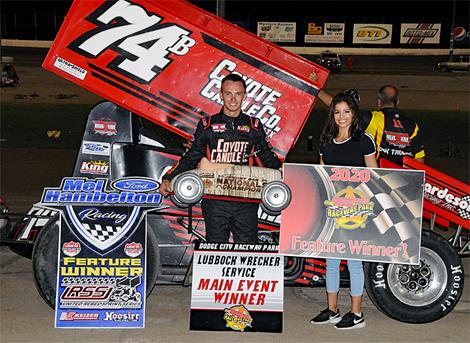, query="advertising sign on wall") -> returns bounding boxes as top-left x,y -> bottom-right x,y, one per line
280,164 -> 425,265
190,243 -> 283,332
304,23 -> 345,43
400,23 -> 441,44
353,24 -> 393,44
257,21 -> 297,43
452,26 -> 470,46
